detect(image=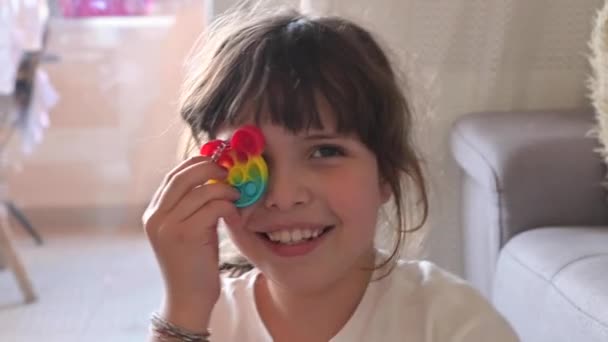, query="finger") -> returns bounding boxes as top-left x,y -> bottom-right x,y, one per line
150,155 -> 211,207
157,160 -> 228,213
167,183 -> 240,223
176,199 -> 241,245
183,199 -> 240,231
